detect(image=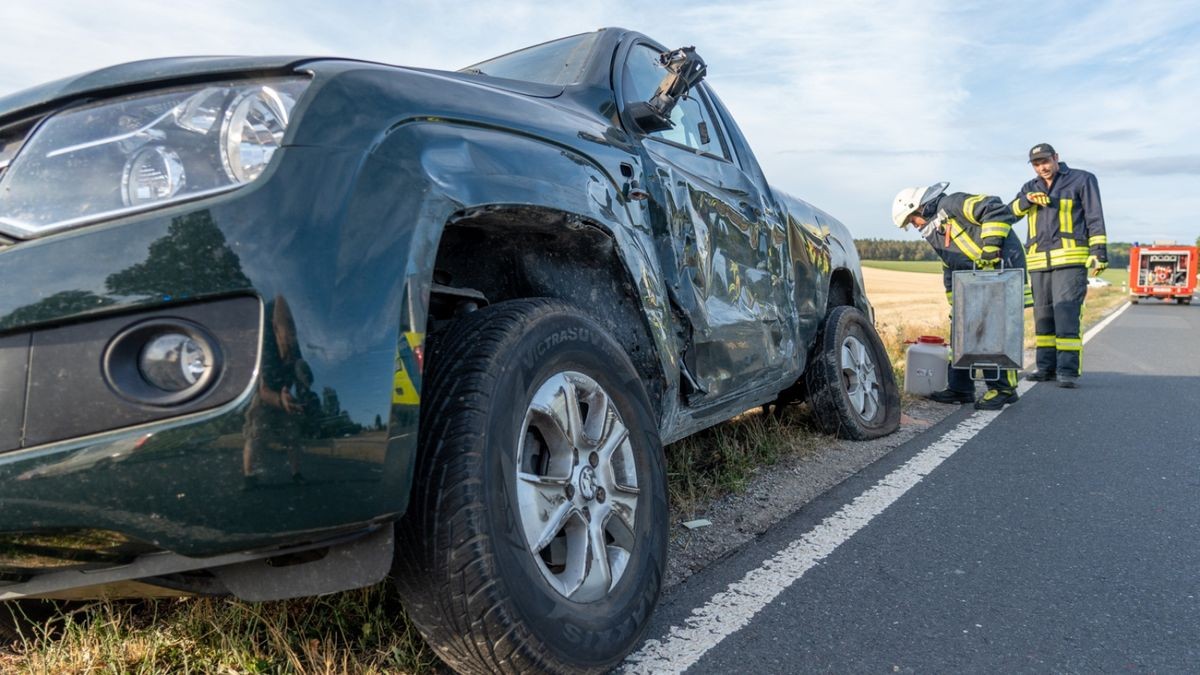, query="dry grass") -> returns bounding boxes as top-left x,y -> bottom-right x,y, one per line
3,271 -> 1131,674
665,405 -> 826,518
1,586 -> 437,674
